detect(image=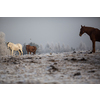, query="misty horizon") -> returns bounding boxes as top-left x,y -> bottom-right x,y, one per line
0,17 -> 100,50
